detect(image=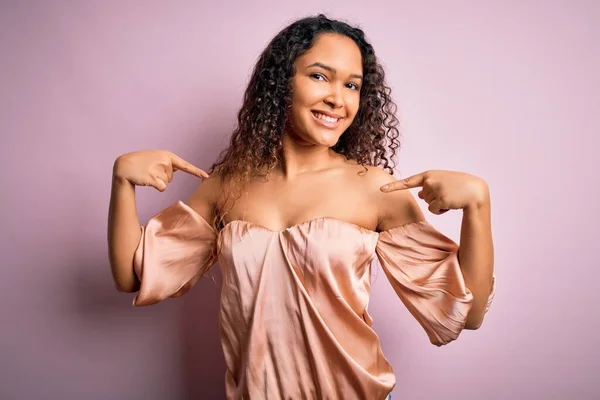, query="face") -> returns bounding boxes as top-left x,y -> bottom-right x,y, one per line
287,33 -> 363,147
